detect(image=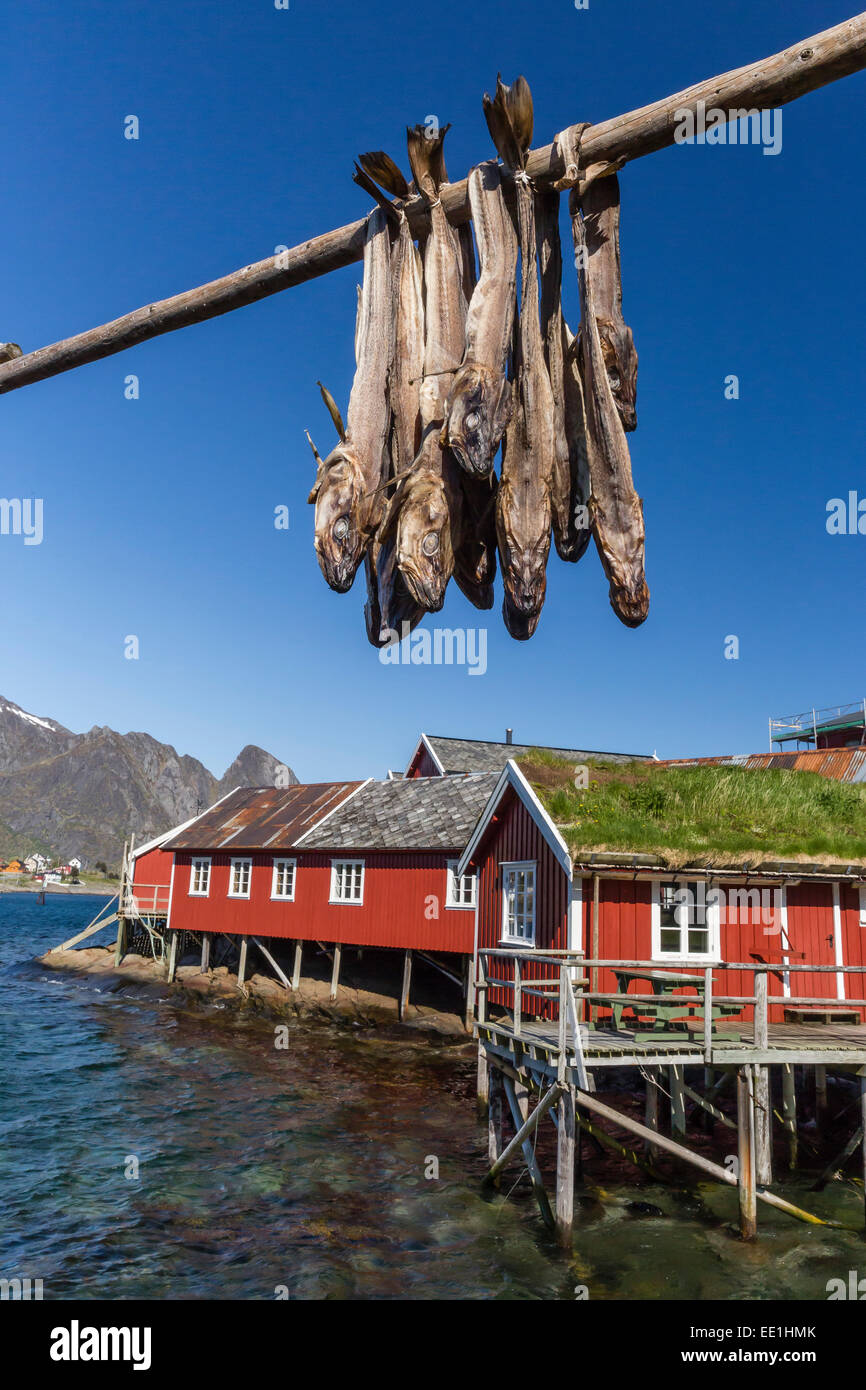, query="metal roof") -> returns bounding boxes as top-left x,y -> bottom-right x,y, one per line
657,750 -> 866,784
421,735 -> 649,775
162,782 -> 365,852
303,773 -> 500,851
